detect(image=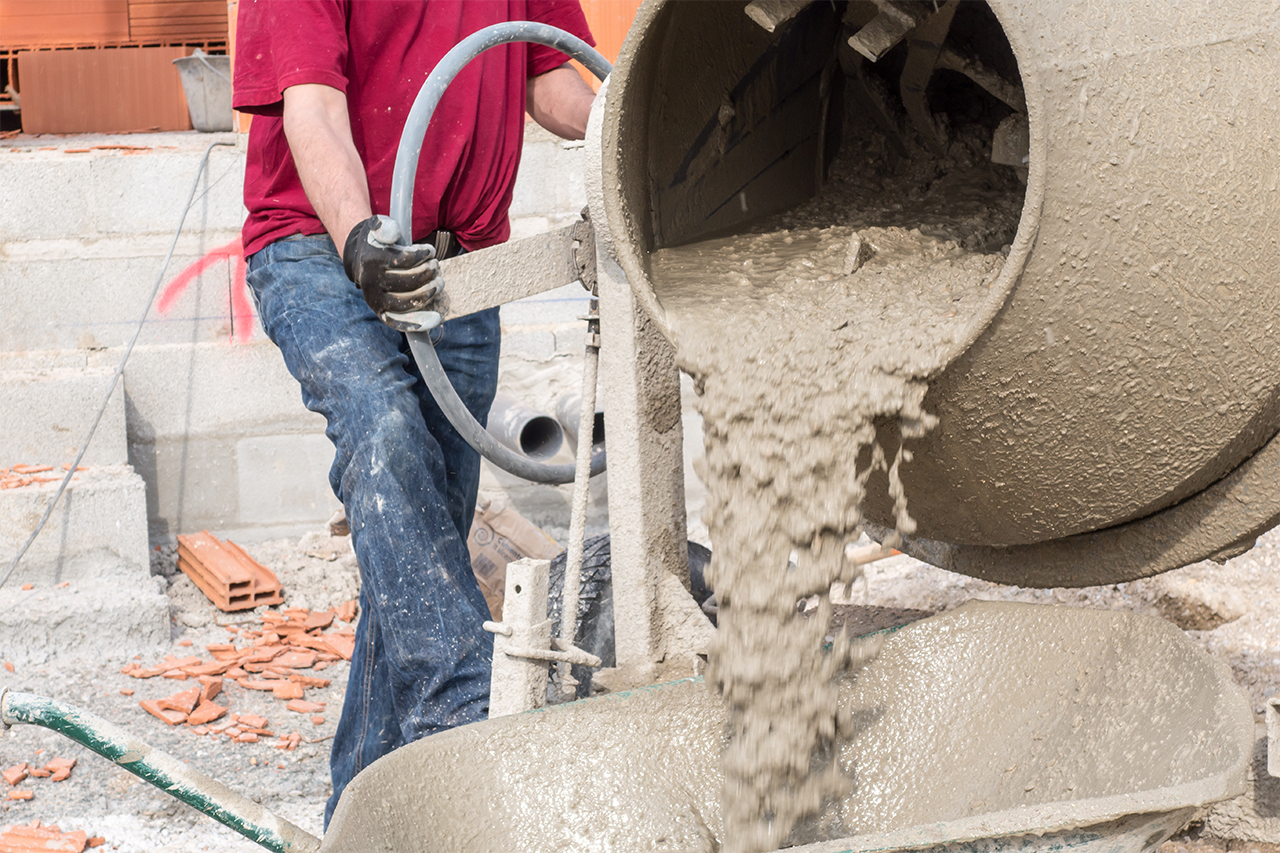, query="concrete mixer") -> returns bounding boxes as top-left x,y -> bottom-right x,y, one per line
600,0 -> 1280,587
